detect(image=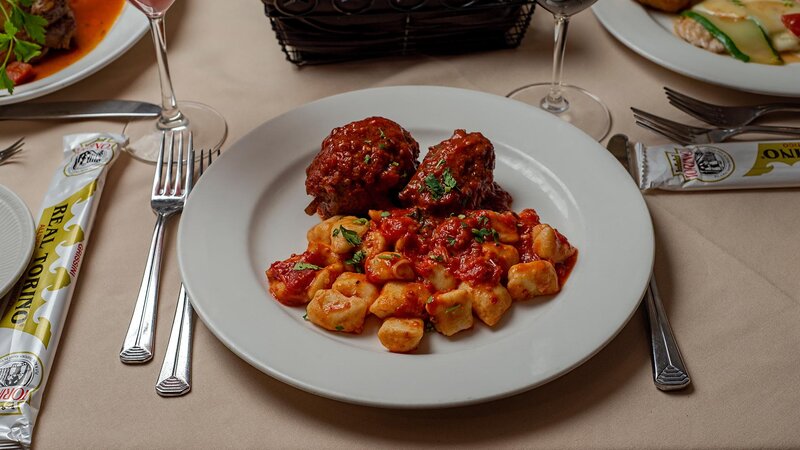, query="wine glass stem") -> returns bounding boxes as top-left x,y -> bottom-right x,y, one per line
148,16 -> 185,128
542,14 -> 570,114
